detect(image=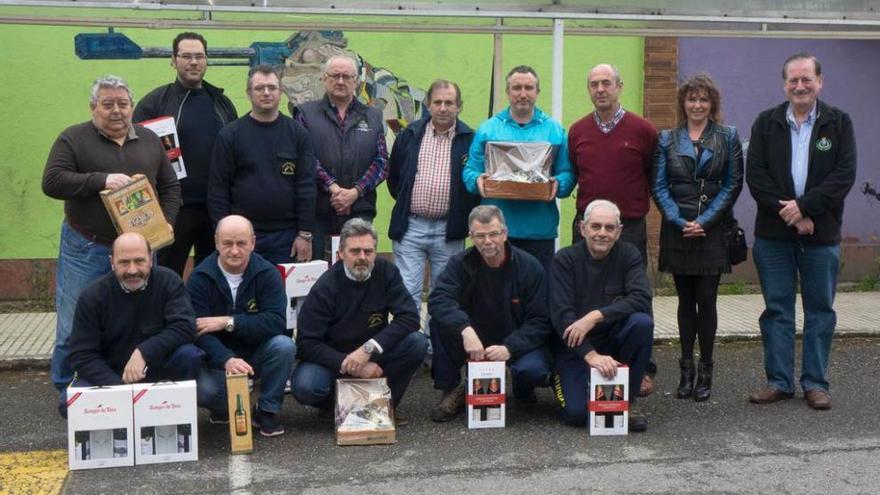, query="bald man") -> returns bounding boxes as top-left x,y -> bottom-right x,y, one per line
60,232 -> 200,417
187,215 -> 294,437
